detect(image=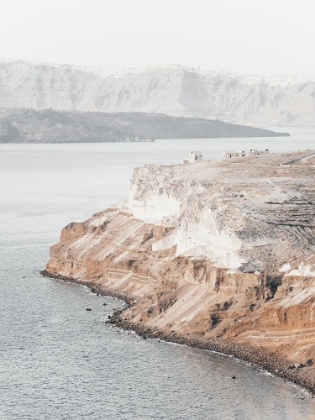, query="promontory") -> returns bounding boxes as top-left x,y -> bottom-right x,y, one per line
43,150 -> 315,393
